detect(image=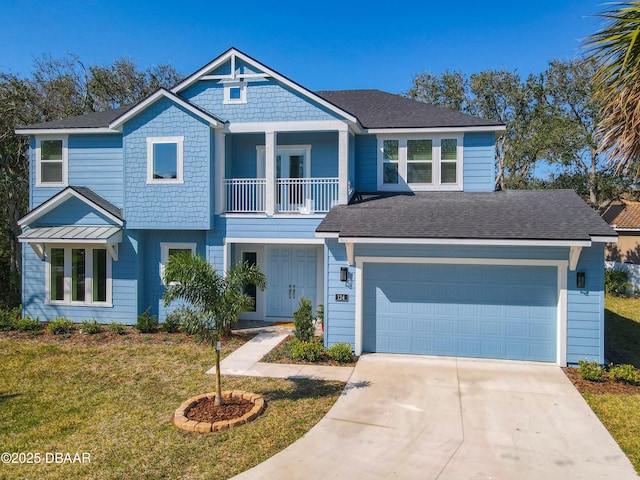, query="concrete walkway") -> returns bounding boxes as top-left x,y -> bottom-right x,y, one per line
233,354 -> 638,480
206,325 -> 354,382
